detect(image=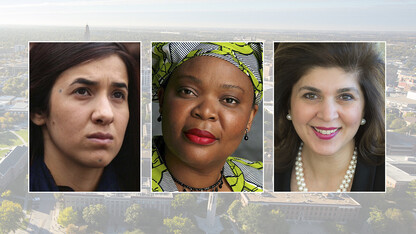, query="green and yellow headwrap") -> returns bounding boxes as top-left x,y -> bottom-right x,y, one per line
152,42 -> 263,104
